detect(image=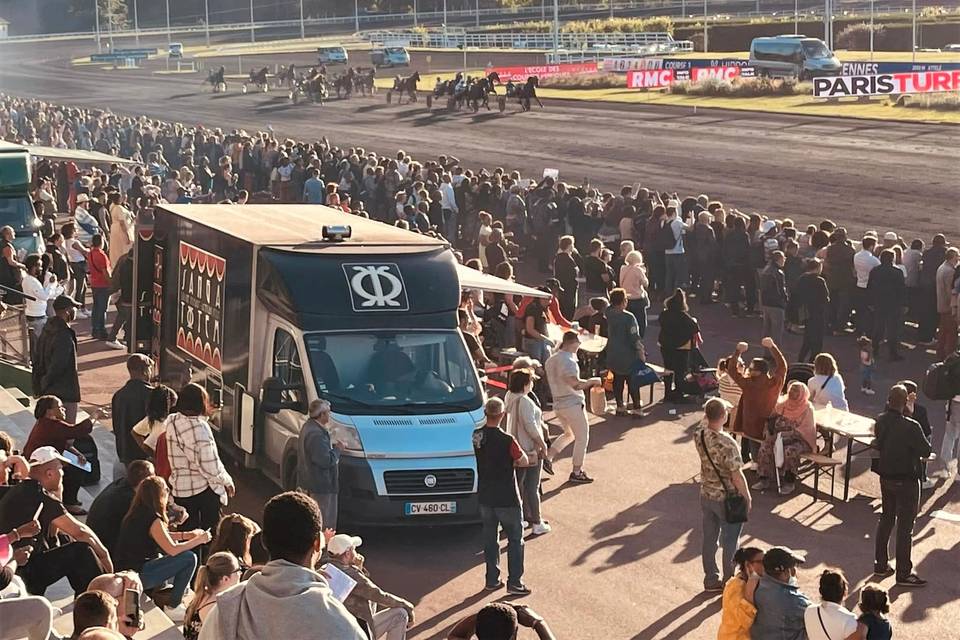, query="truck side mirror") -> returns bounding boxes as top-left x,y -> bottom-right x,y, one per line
261,377 -> 307,415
